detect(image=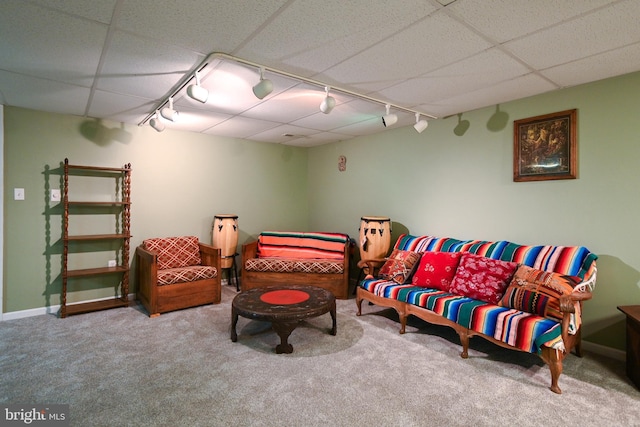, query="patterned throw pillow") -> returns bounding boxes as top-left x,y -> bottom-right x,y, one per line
143,236 -> 202,270
449,253 -> 518,304
378,249 -> 422,284
499,265 -> 580,321
411,251 -> 462,291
